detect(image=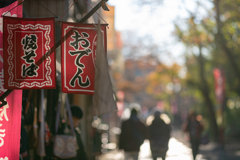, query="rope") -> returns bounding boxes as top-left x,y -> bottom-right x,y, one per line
59,0 -> 77,22
34,0 -> 58,18
83,0 -> 109,29
1,0 -> 24,17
